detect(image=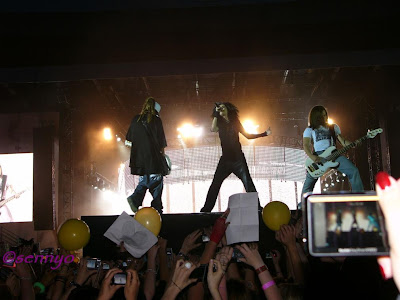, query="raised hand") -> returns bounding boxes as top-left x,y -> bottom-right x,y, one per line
265,127 -> 272,136
180,229 -> 202,255
170,259 -> 198,291
124,269 -> 140,300
235,243 -> 264,270
275,224 -> 296,247
210,208 -> 230,244
215,246 -> 233,273
207,259 -> 225,296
